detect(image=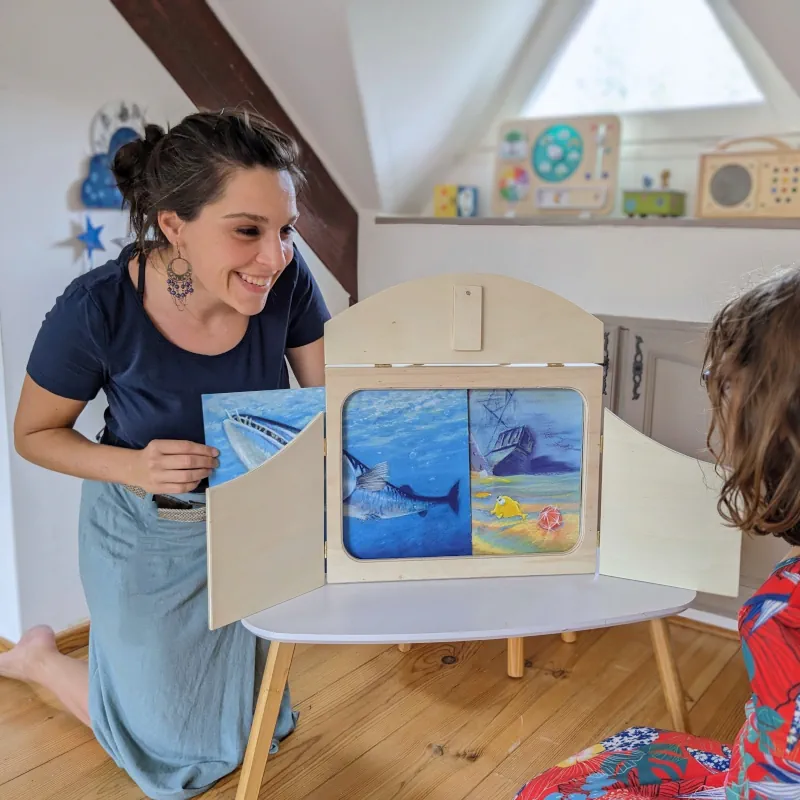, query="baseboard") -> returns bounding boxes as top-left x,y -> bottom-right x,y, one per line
0,620 -> 90,656
669,608 -> 740,641
55,620 -> 90,654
